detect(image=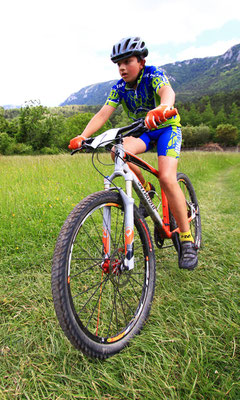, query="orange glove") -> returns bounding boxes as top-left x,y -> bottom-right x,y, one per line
145,104 -> 170,130
68,135 -> 86,150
